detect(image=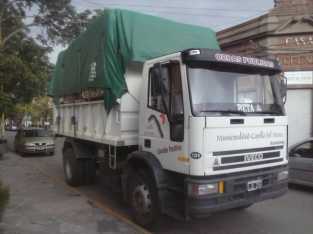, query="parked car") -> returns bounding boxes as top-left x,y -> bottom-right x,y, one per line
288,138 -> 313,187
5,125 -> 17,131
14,128 -> 55,156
